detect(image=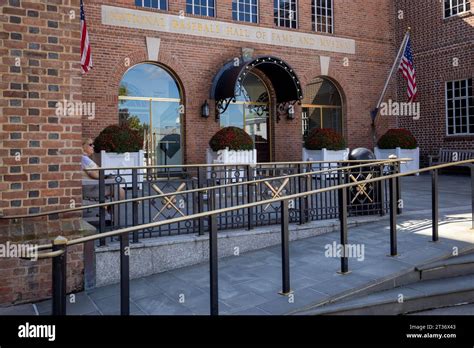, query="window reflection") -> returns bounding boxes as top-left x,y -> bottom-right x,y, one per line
118,63 -> 182,166
302,77 -> 343,137
119,63 -> 180,99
